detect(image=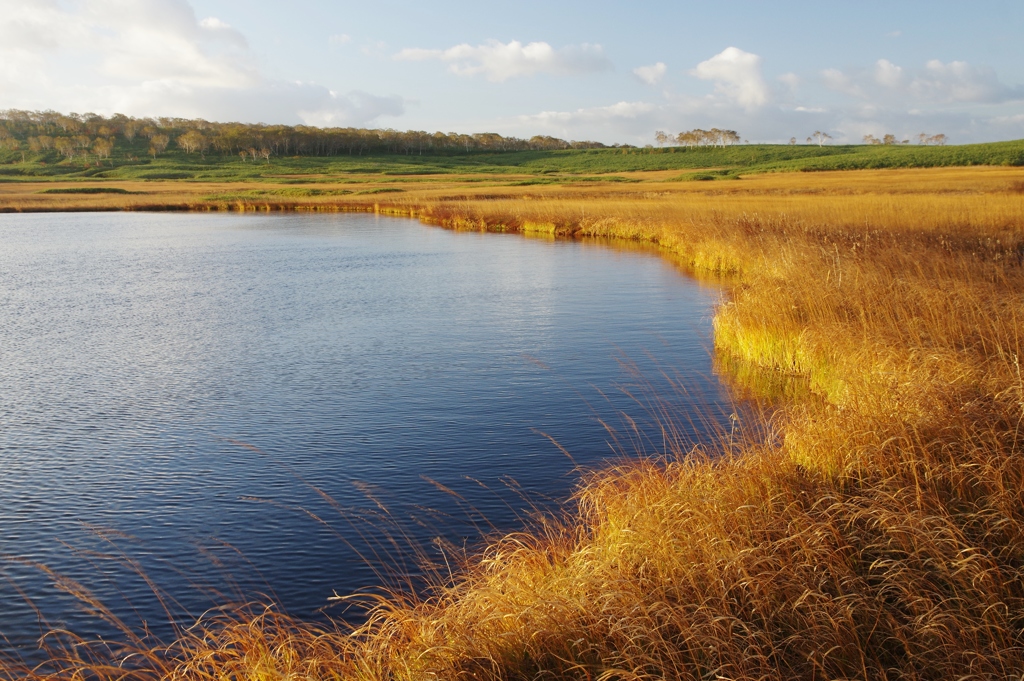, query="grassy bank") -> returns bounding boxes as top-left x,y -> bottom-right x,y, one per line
3,167 -> 1024,679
